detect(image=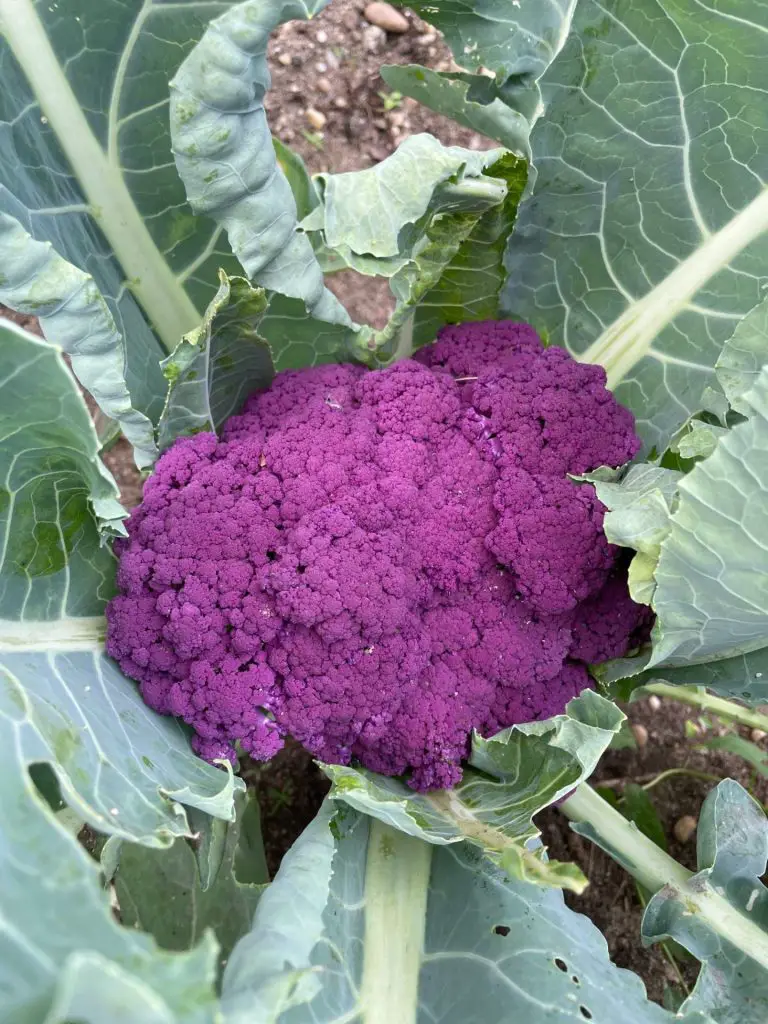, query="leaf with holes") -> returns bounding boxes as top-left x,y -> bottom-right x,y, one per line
221,800 -> 709,1024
